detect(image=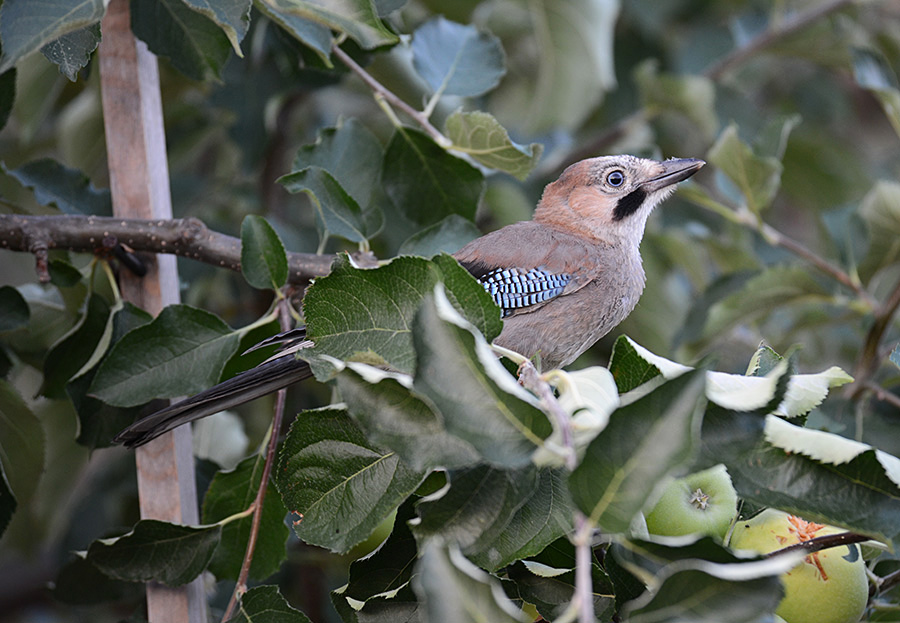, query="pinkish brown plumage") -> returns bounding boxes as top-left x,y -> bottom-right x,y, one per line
455,155 -> 704,368
116,155 -> 703,446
